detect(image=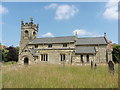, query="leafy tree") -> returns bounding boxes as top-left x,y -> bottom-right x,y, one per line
1,48 -> 8,62
112,45 -> 120,63
15,46 -> 19,62
6,46 -> 18,62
